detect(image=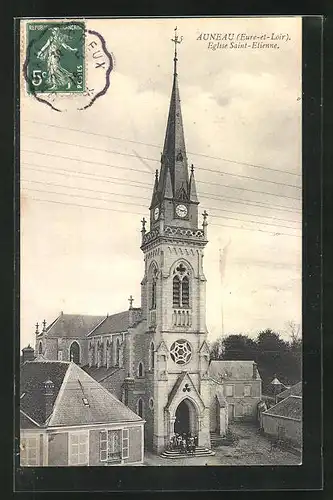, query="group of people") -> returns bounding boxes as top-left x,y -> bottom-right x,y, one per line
168,432 -> 198,455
